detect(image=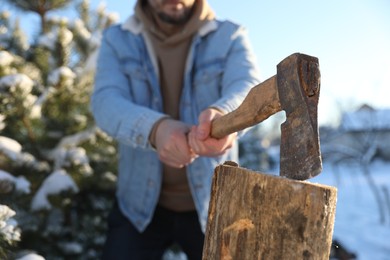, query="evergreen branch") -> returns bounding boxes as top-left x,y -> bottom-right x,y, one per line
4,0 -> 73,33
3,0 -> 71,13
